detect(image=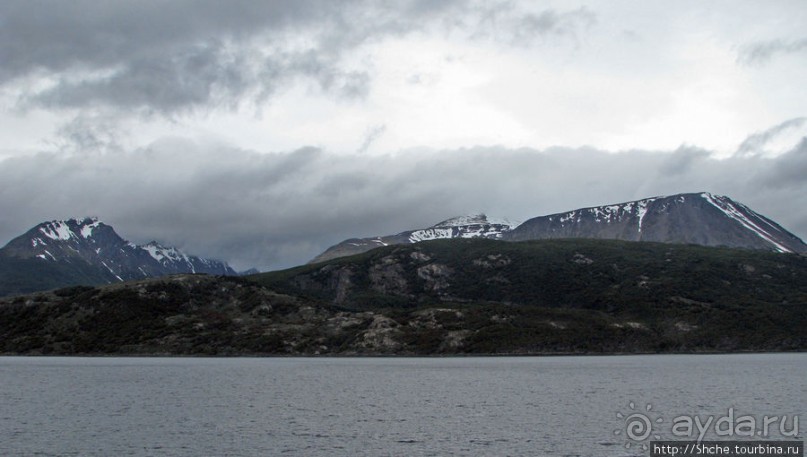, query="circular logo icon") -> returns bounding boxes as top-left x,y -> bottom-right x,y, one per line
614,402 -> 663,450
624,412 -> 652,441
